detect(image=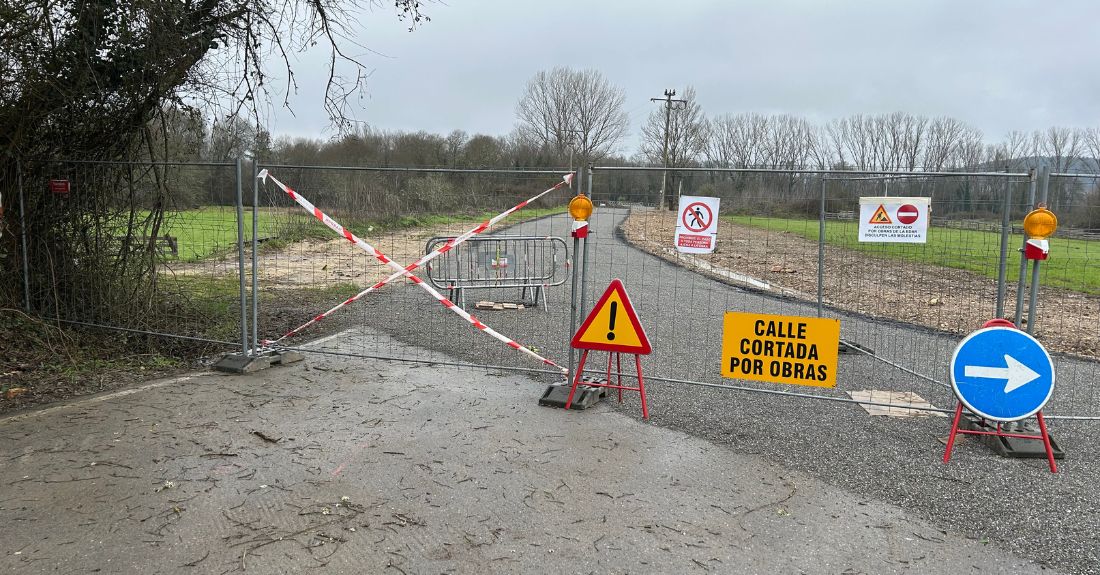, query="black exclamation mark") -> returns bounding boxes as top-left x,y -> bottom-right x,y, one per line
607,301 -> 618,340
